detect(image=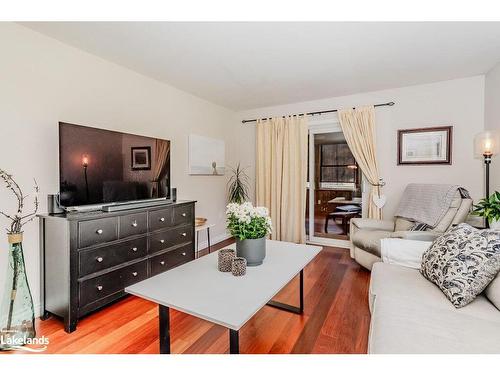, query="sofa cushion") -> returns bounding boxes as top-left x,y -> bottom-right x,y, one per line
370,262 -> 500,322
486,272 -> 500,311
351,230 -> 392,257
369,294 -> 500,354
420,223 -> 500,308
